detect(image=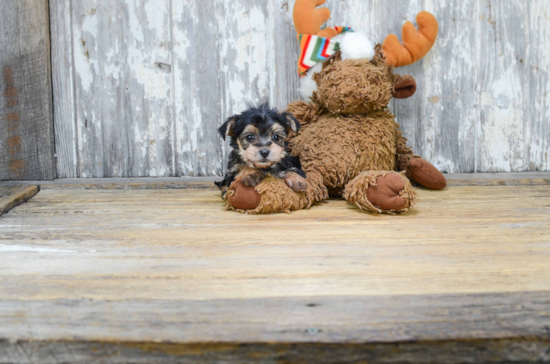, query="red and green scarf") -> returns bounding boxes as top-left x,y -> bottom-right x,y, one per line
297,26 -> 353,77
